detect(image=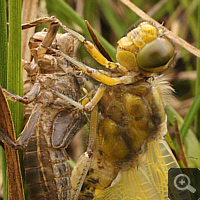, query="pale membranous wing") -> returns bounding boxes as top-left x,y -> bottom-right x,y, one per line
93,139 -> 191,200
